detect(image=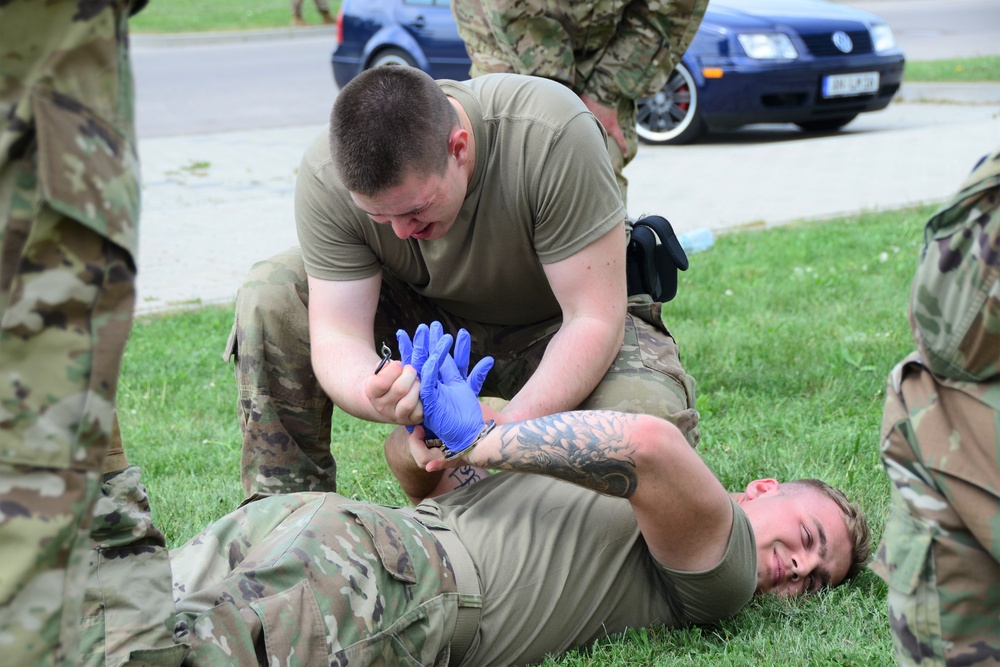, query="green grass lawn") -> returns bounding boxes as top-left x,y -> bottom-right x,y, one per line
129,0 -> 343,33
904,56 -> 1000,82
120,204 -> 932,665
